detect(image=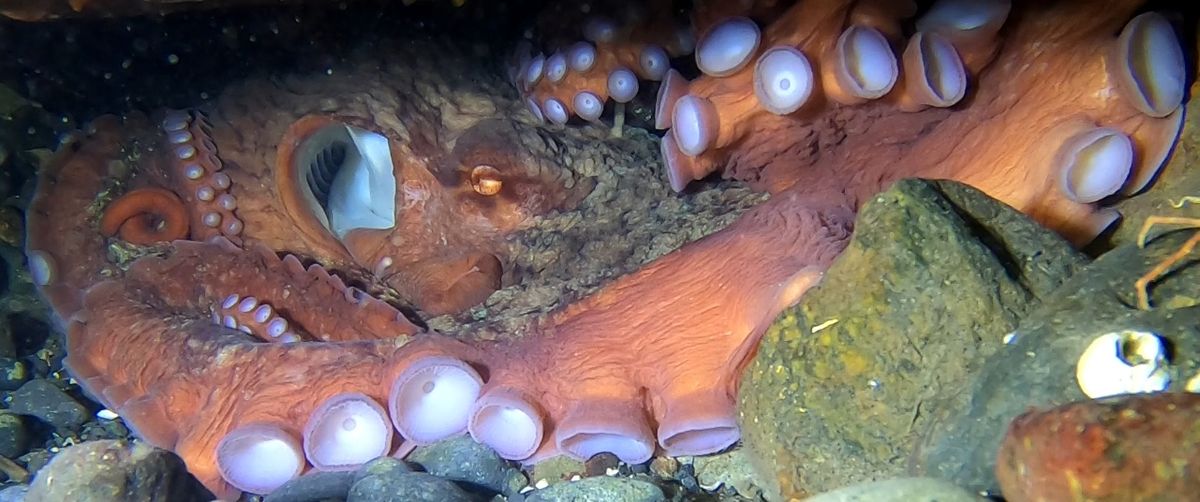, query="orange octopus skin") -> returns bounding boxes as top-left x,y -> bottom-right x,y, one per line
657,0 -> 1183,248
22,0 -> 1191,500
